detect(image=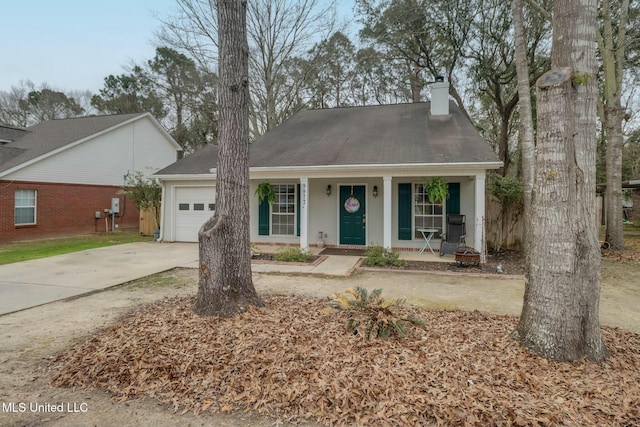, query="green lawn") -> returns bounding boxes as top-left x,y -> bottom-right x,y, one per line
0,232 -> 153,265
